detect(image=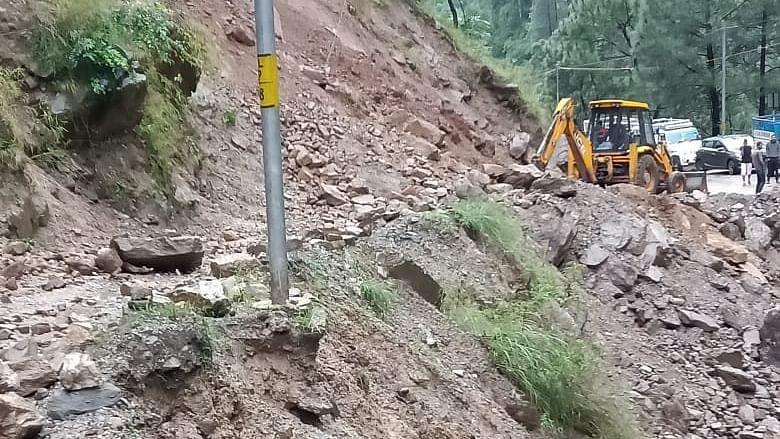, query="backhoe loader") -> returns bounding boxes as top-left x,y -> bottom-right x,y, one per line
533,98 -> 707,193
